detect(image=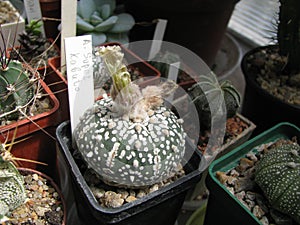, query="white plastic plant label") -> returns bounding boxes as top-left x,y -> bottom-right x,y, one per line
23,0 -> 45,37
148,19 -> 168,60
64,35 -> 94,133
